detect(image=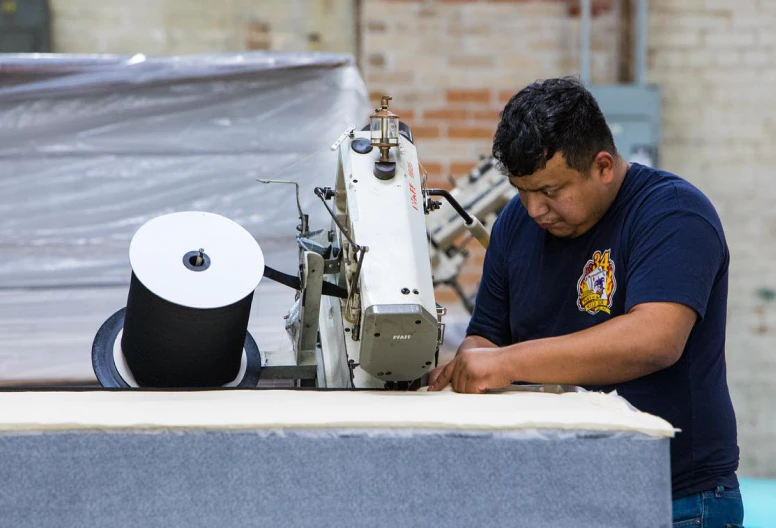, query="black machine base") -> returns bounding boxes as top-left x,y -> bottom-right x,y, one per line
92,308 -> 262,389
